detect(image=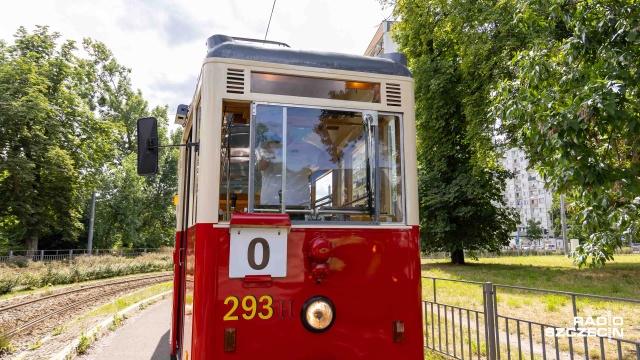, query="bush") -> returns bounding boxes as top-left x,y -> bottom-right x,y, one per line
619,247 -> 633,254
0,253 -> 172,295
5,256 -> 30,268
0,278 -> 18,295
